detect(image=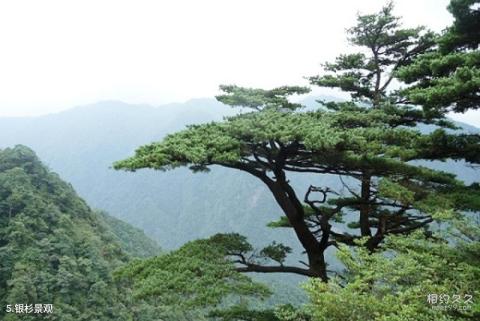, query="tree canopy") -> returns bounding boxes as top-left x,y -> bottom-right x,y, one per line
304,213 -> 480,321
397,0 -> 480,113
115,2 -> 480,283
114,1 -> 480,320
